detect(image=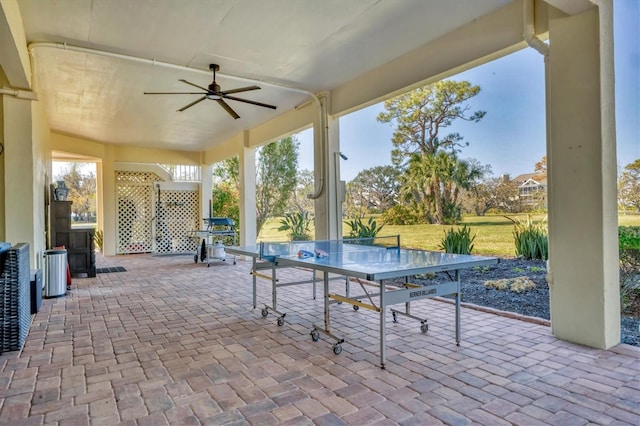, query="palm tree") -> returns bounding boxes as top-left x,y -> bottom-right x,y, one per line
402,152 -> 485,224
